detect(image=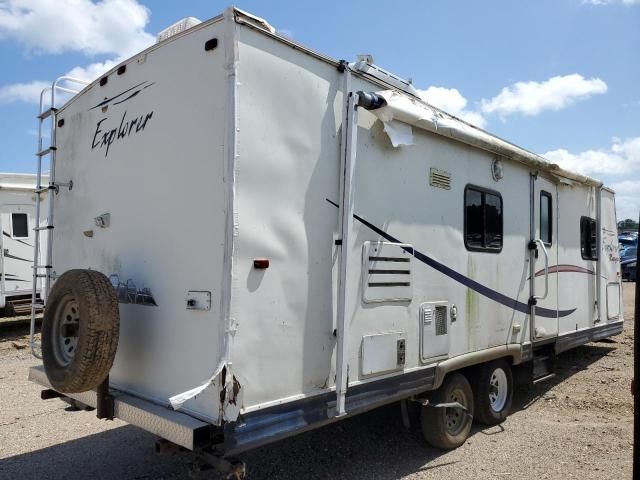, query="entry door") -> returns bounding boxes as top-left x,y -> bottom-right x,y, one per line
531,176 -> 558,339
1,207 -> 35,293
